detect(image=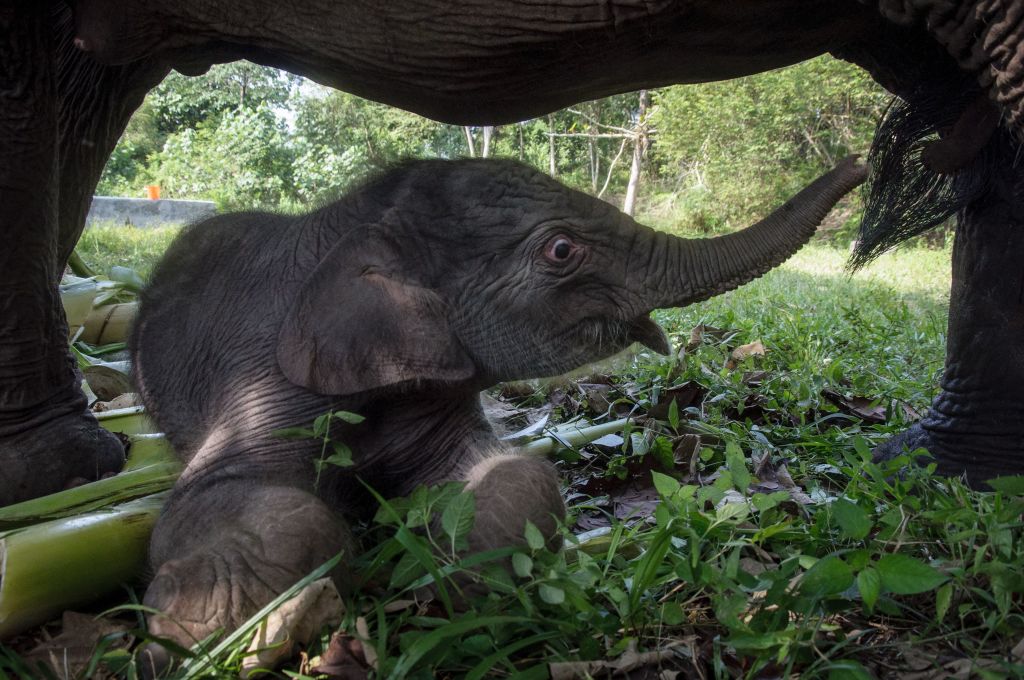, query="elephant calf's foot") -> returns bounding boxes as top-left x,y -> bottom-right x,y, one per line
141,543 -> 347,677
464,454 -> 566,553
141,484 -> 356,676
0,409 -> 124,506
139,546 -> 290,678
